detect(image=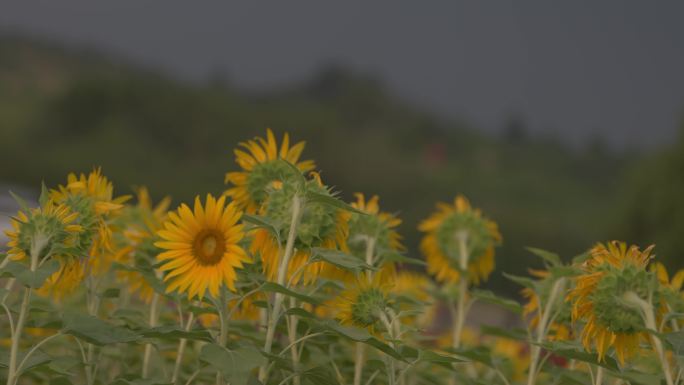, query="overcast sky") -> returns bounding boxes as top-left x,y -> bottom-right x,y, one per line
2,0 -> 683,148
